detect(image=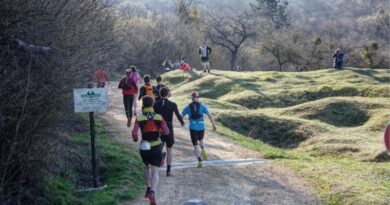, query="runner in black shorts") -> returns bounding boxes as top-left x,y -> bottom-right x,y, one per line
190,130 -> 205,146
132,96 -> 169,205
182,91 -> 216,168
154,87 -> 184,176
